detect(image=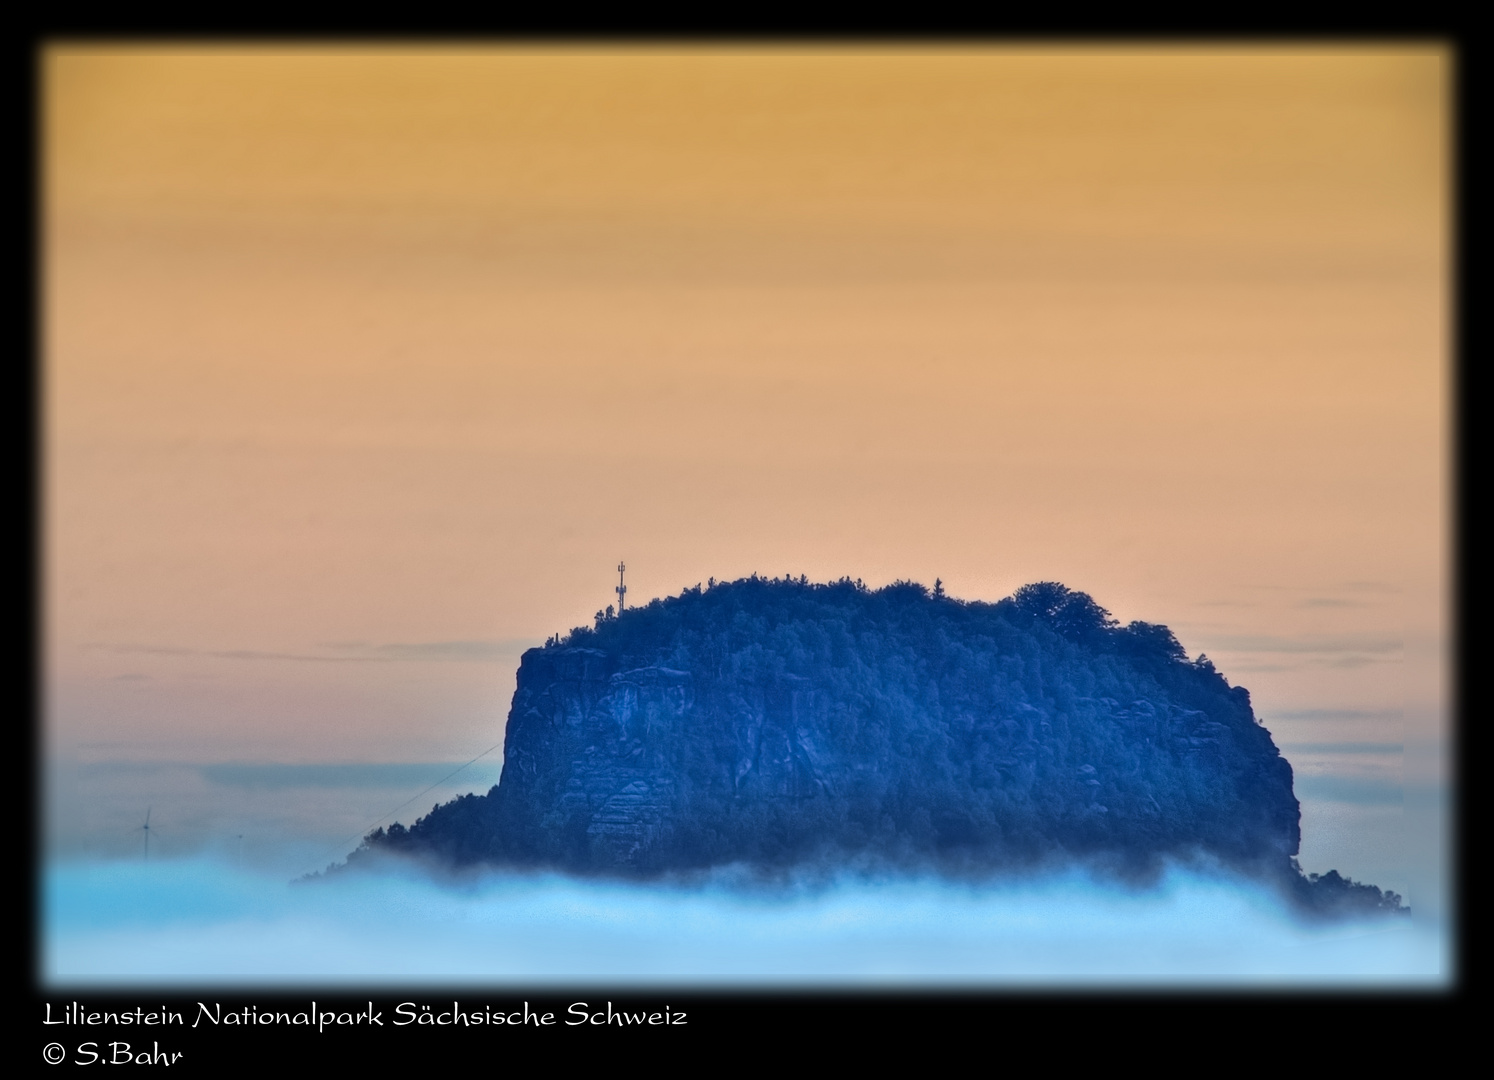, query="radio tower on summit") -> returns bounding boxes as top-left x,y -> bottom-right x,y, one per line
616,561 -> 627,612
